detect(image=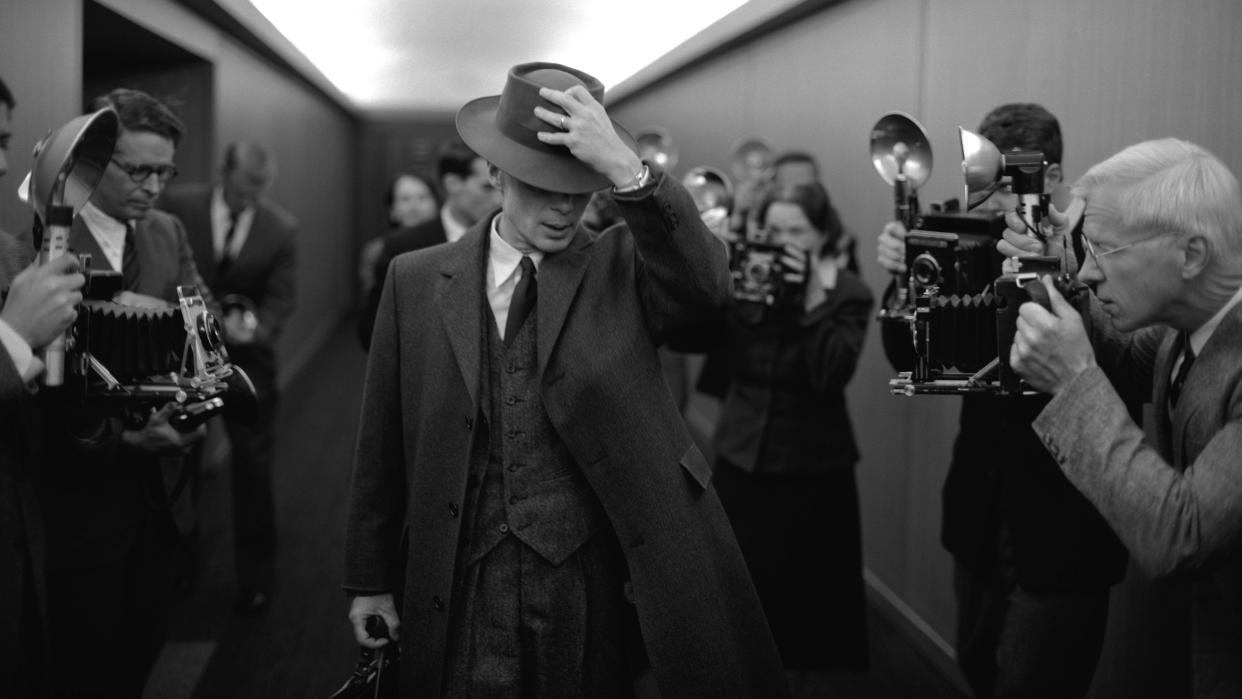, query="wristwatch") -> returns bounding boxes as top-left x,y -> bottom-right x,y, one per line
614,164 -> 654,194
